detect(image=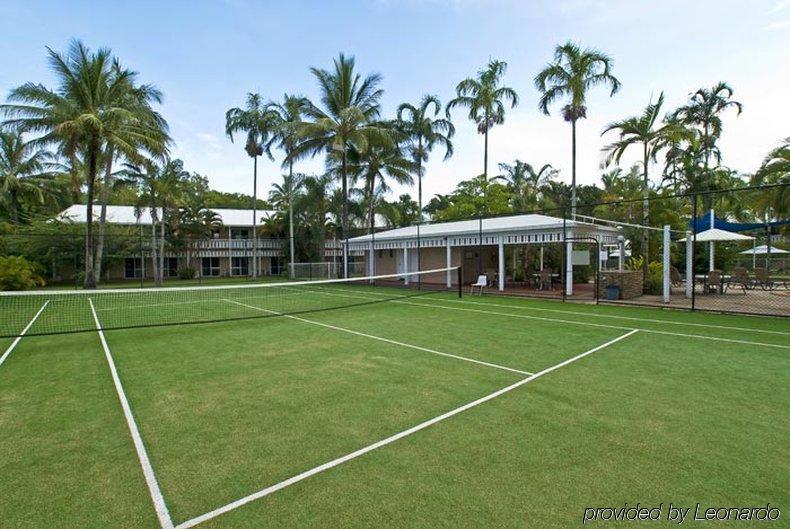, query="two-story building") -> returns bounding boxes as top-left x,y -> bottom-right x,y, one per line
55,205 -> 340,281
